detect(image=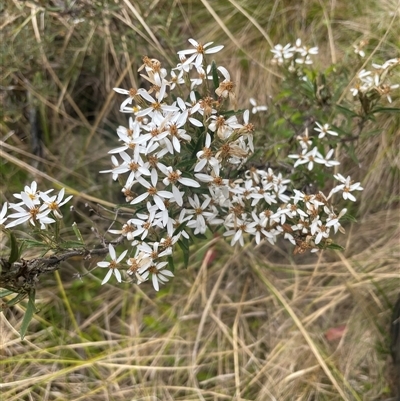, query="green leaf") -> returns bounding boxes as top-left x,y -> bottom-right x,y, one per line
219,109 -> 246,118
22,239 -> 49,248
20,289 -> 37,340
167,255 -> 175,273
194,232 -> 208,240
173,223 -> 188,239
0,288 -> 15,298
176,157 -> 197,171
72,222 -> 85,244
8,231 -> 20,264
290,111 -> 303,125
177,238 -> 189,269
211,60 -> 220,94
178,237 -> 189,251
342,213 -> 358,223
299,79 -> 314,95
335,104 -> 358,118
371,107 -> 400,114
326,243 -> 345,251
329,125 -> 349,137
188,131 -> 206,160
6,292 -> 28,306
59,240 -> 86,249
274,117 -> 287,127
